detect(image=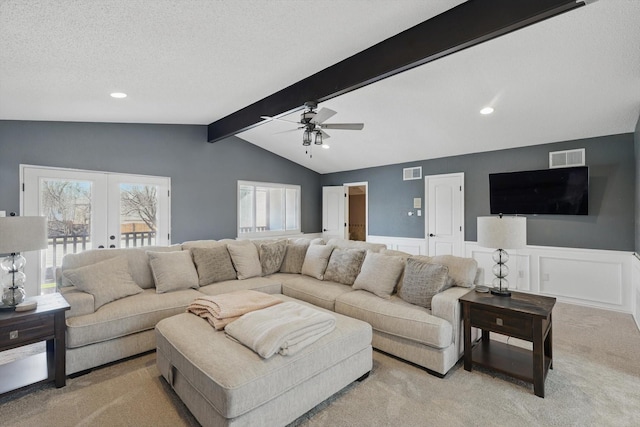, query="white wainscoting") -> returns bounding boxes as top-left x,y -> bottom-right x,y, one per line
367,235 -> 427,255
365,235 -> 634,314
633,254 -> 640,330
466,242 -> 633,314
